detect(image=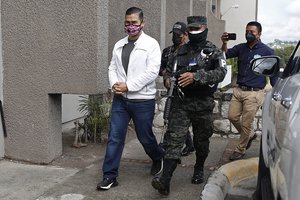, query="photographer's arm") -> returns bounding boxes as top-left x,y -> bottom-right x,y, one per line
221,32 -> 229,53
